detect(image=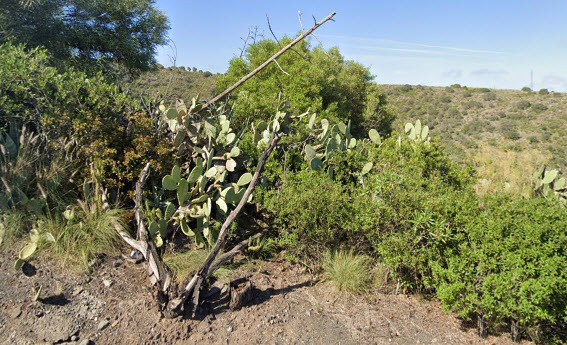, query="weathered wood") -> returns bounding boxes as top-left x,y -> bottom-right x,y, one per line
199,12 -> 336,113
229,280 -> 254,310
166,133 -> 284,316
